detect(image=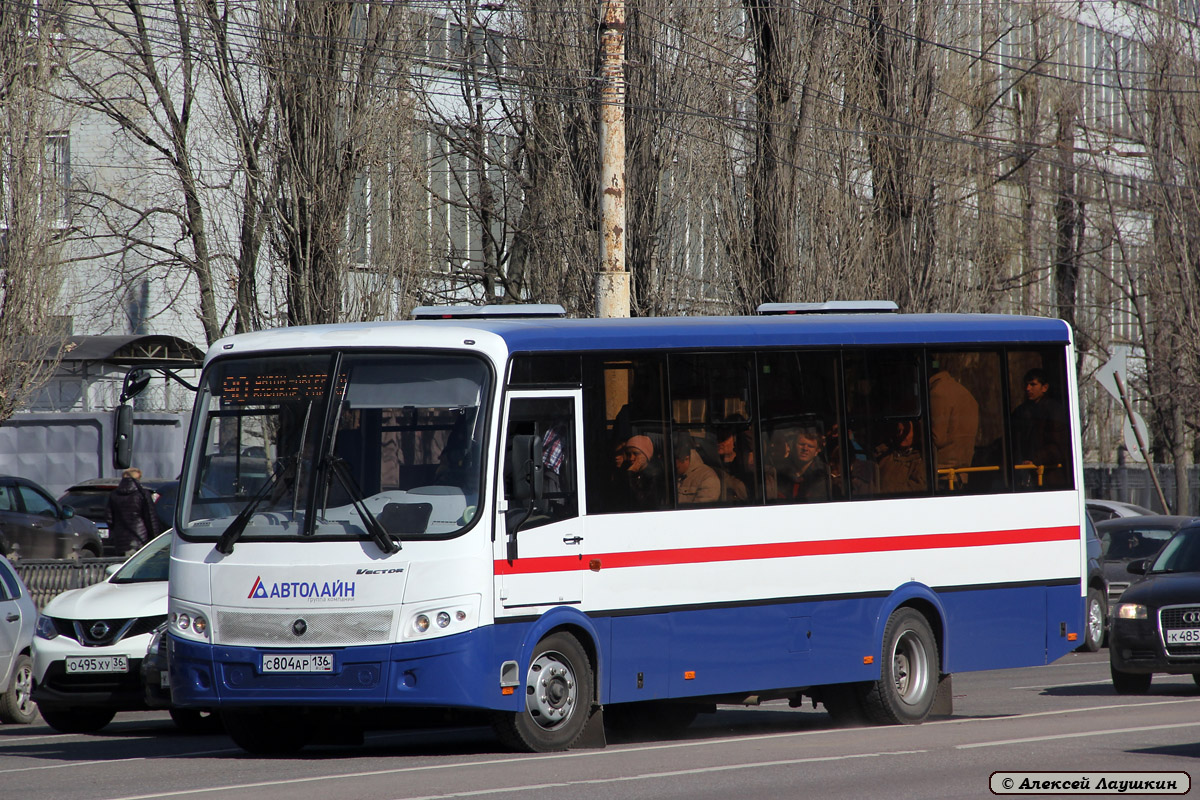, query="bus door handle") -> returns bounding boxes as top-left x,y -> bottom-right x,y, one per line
562,535 -> 583,545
